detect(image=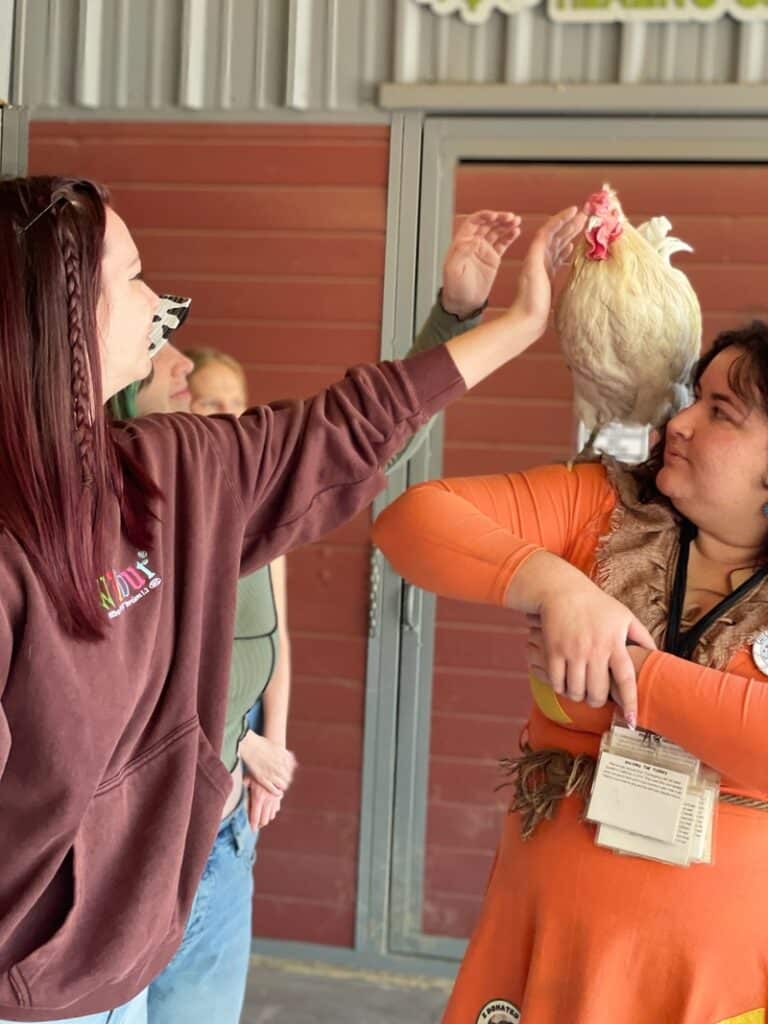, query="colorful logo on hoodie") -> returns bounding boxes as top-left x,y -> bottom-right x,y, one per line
98,551 -> 162,620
